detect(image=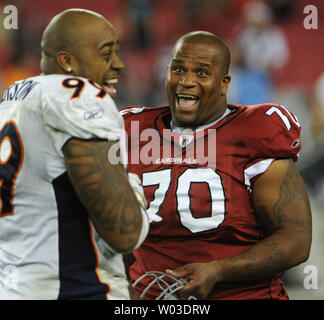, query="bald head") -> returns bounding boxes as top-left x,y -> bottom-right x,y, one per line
42,9 -> 107,55
40,8 -> 124,97
40,9 -> 117,74
171,31 -> 231,75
